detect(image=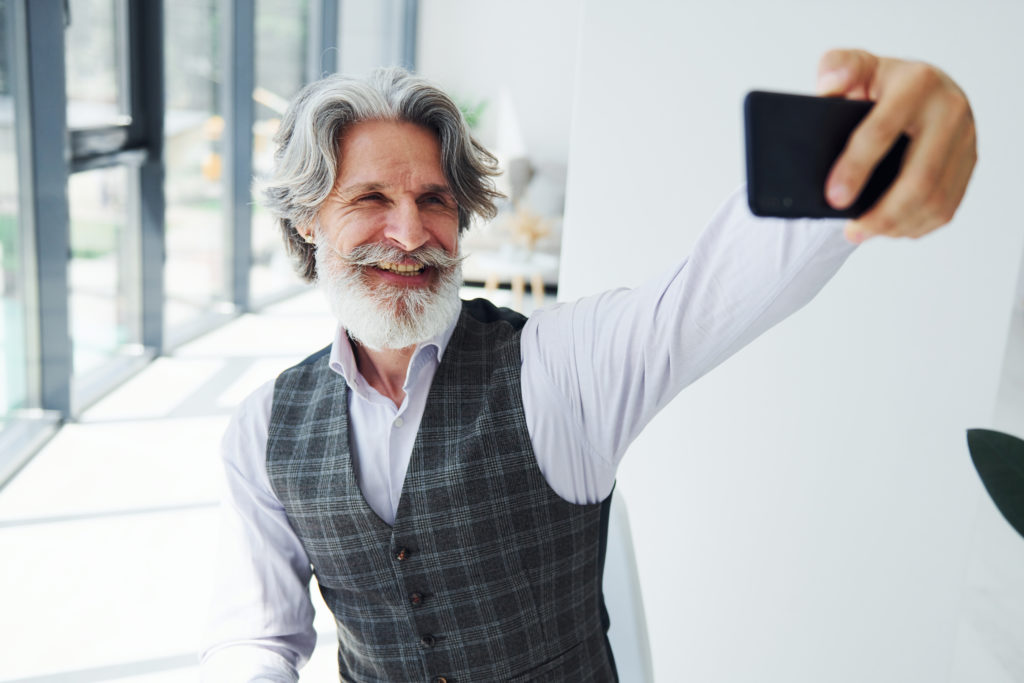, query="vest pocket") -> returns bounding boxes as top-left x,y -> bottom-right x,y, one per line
506,639 -> 586,682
